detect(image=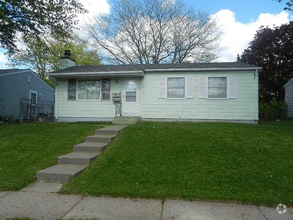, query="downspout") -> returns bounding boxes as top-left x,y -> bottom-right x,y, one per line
254,70 -> 259,122
55,83 -> 58,121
